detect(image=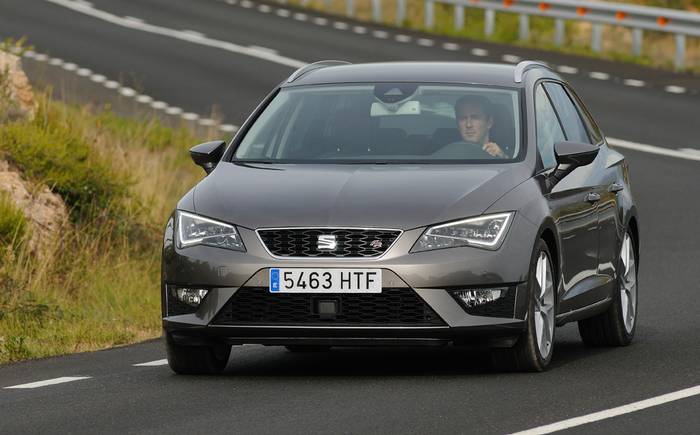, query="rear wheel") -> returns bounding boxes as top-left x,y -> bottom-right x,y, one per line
285,345 -> 332,353
578,230 -> 637,346
491,239 -> 555,372
165,336 -> 231,375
